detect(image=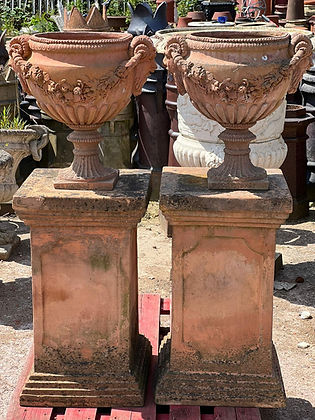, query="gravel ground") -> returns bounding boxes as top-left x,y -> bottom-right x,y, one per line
0,202 -> 314,420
